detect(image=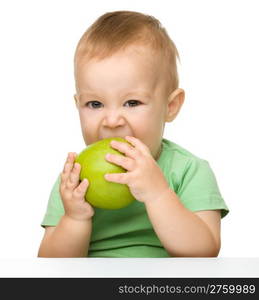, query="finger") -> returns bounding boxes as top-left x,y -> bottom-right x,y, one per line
62,152 -> 75,173
105,153 -> 134,171
125,136 -> 151,155
72,178 -> 89,200
66,152 -> 77,163
110,140 -> 137,158
61,152 -> 77,189
104,172 -> 128,184
66,162 -> 81,190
